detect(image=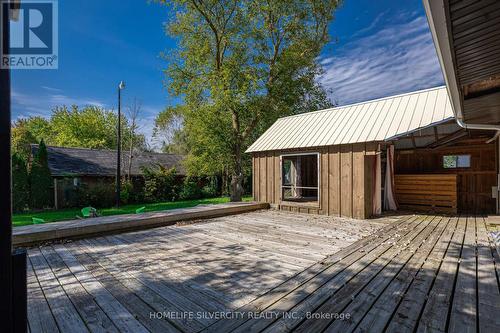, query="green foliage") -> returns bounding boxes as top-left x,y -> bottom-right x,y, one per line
11,120 -> 38,161
30,140 -> 53,209
179,177 -> 203,200
156,0 -> 339,200
12,153 -> 30,212
202,179 -> 219,198
155,105 -> 190,154
120,180 -> 135,205
142,165 -> 179,202
49,105 -> 145,149
11,105 -> 146,152
81,183 -> 115,208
